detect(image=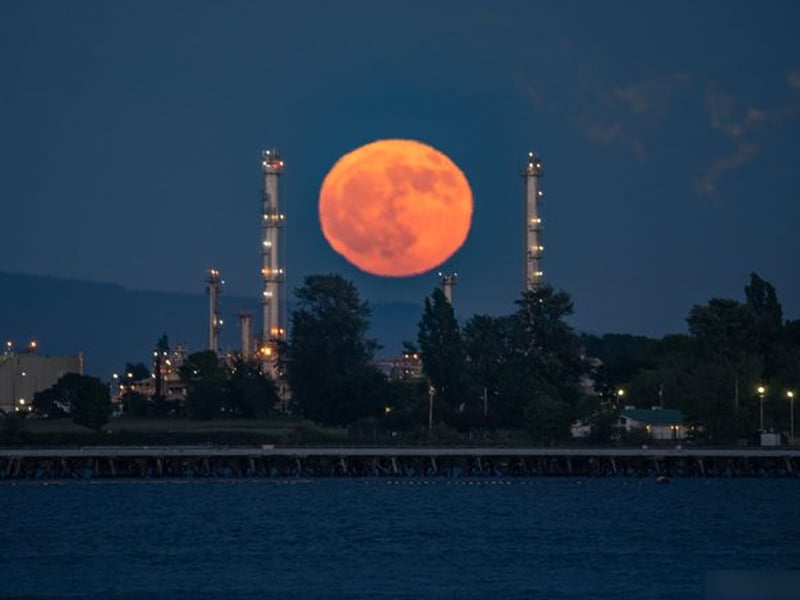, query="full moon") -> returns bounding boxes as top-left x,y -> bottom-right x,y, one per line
318,139 -> 473,277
